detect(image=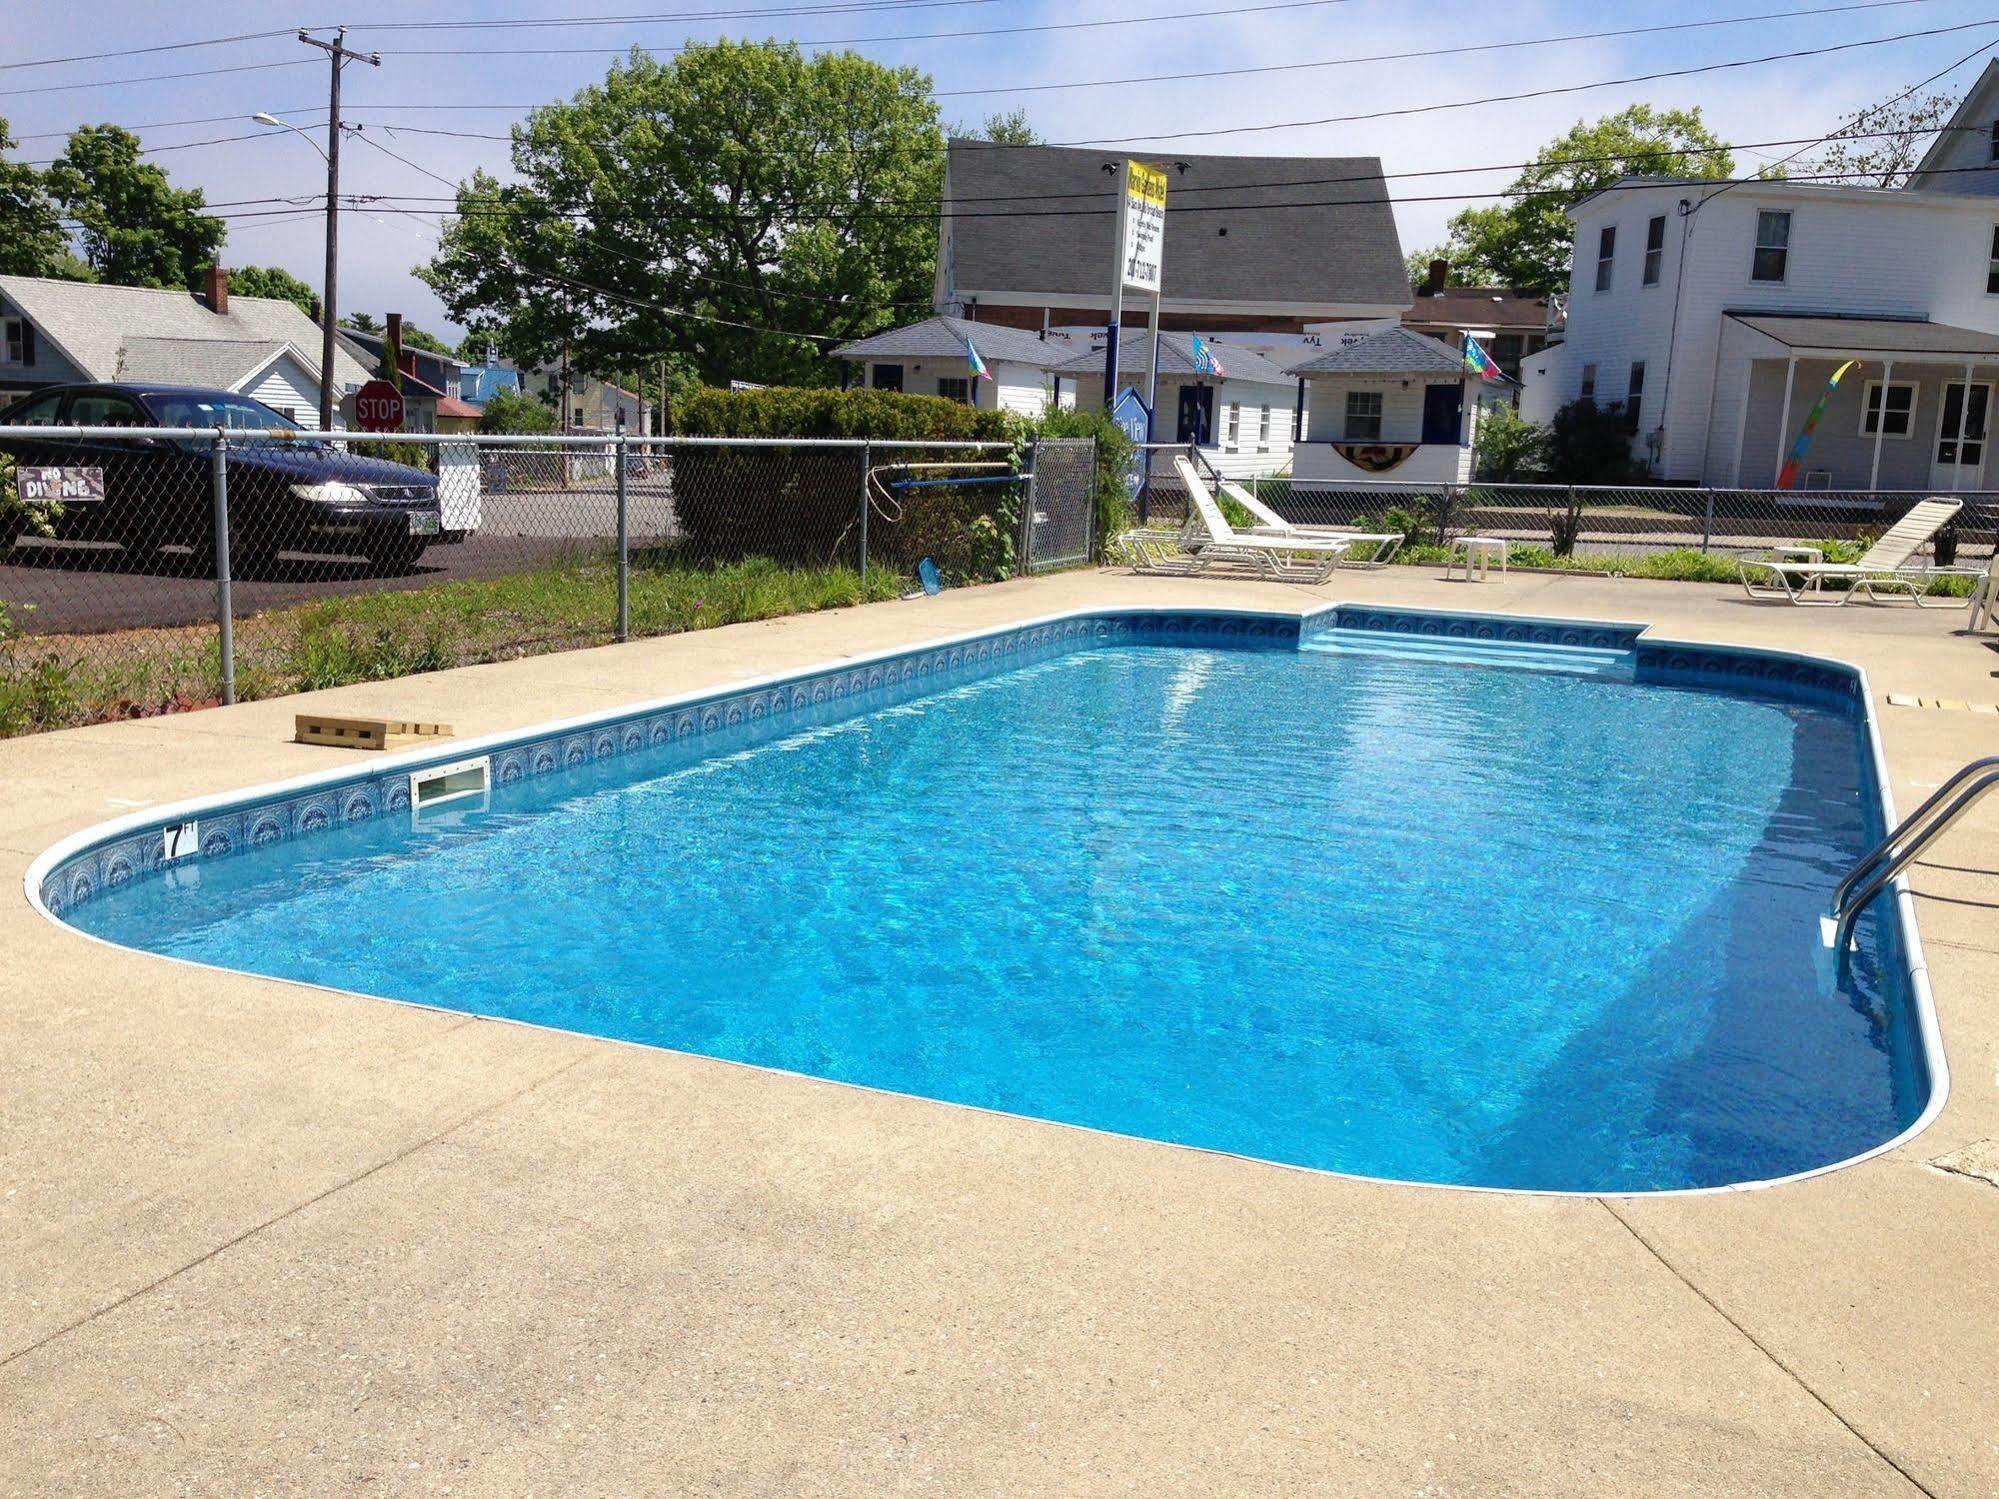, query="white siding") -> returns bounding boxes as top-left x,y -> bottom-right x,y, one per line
245,353 -> 320,423
1559,181 -> 1999,482
986,360 -> 1054,418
